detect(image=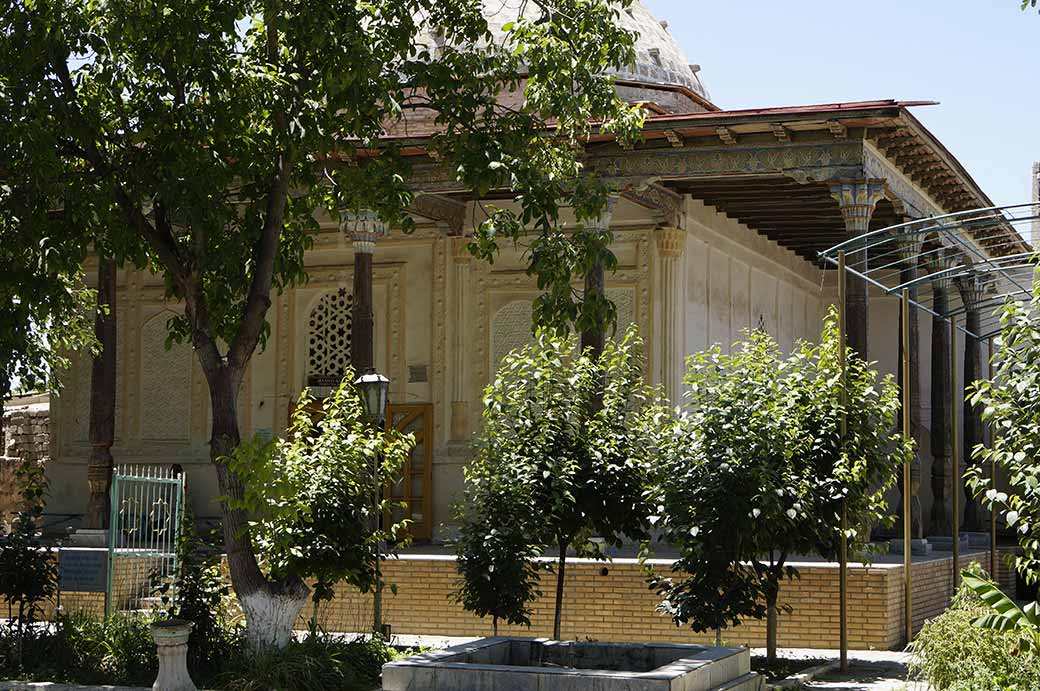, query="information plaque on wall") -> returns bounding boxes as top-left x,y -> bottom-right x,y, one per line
58,547 -> 108,593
